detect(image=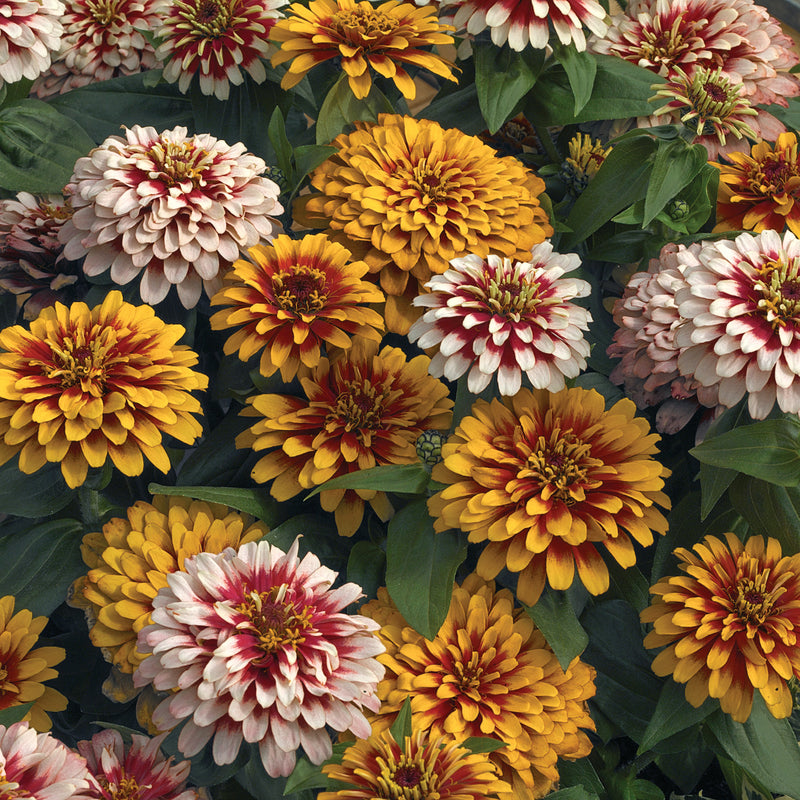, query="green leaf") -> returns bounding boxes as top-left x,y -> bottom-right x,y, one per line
558,758 -> 605,796
315,74 -> 393,145
524,589 -> 588,670
385,500 -> 466,639
306,464 -> 430,498
0,457 -> 74,517
0,78 -> 33,108
347,540 -> 386,599
148,484 -> 280,524
642,138 -> 707,226
461,737 -> 504,754
729,474 -> 800,556
418,84 -> 485,135
473,42 -> 543,133
268,107 -> 293,178
605,559 -> 650,613
638,679 -> 717,754
690,417 -> 800,486
283,744 -> 350,795
0,99 -> 94,192
390,696 -> 414,743
551,42 -> 597,115
0,519 -> 84,617
544,787 -> 600,800
0,703 -> 33,726
292,145 -> 337,187
706,694 -> 800,798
